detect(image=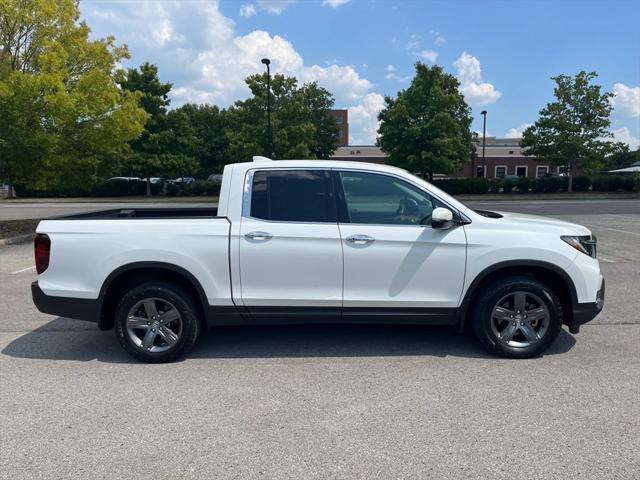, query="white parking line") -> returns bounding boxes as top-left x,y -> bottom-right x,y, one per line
11,266 -> 35,274
598,257 -> 615,263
